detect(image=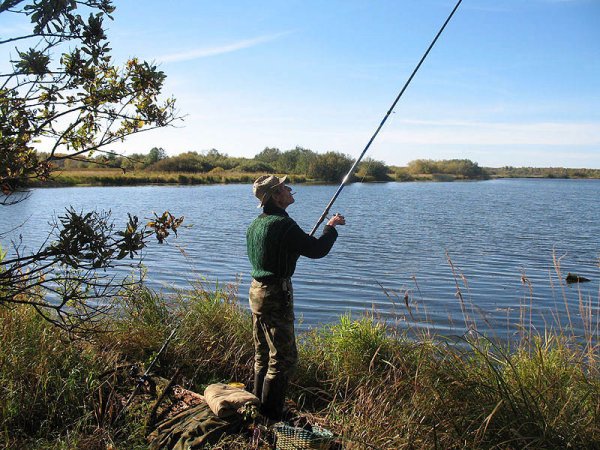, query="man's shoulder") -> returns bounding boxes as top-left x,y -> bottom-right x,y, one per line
248,213 -> 291,230
255,213 -> 295,223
